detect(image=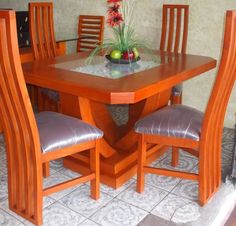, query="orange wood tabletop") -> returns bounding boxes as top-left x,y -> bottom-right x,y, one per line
22,51 -> 216,105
